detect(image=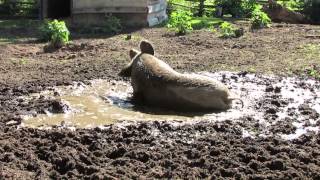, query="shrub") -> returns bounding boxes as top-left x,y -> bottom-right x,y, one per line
215,0 -> 243,17
241,0 -> 259,16
103,16 -> 122,34
250,5 -> 271,29
215,0 -> 259,18
218,21 -> 244,38
167,9 -> 193,35
303,0 -> 320,23
278,0 -> 304,11
219,22 -> 235,38
40,19 -> 70,48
